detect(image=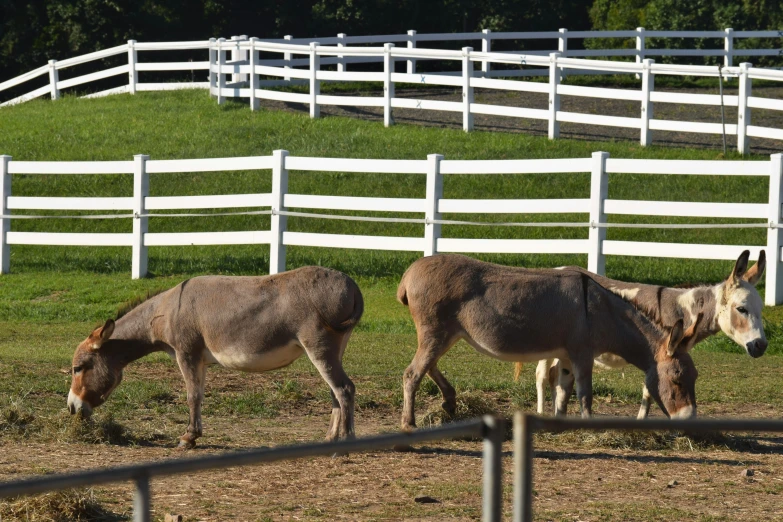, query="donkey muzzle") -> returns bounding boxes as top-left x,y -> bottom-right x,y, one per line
746,339 -> 768,358
67,390 -> 92,418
